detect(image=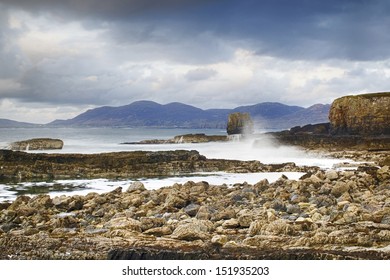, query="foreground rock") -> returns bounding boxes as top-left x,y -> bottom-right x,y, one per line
0,149 -> 314,182
1,164 -> 389,260
9,138 -> 64,151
